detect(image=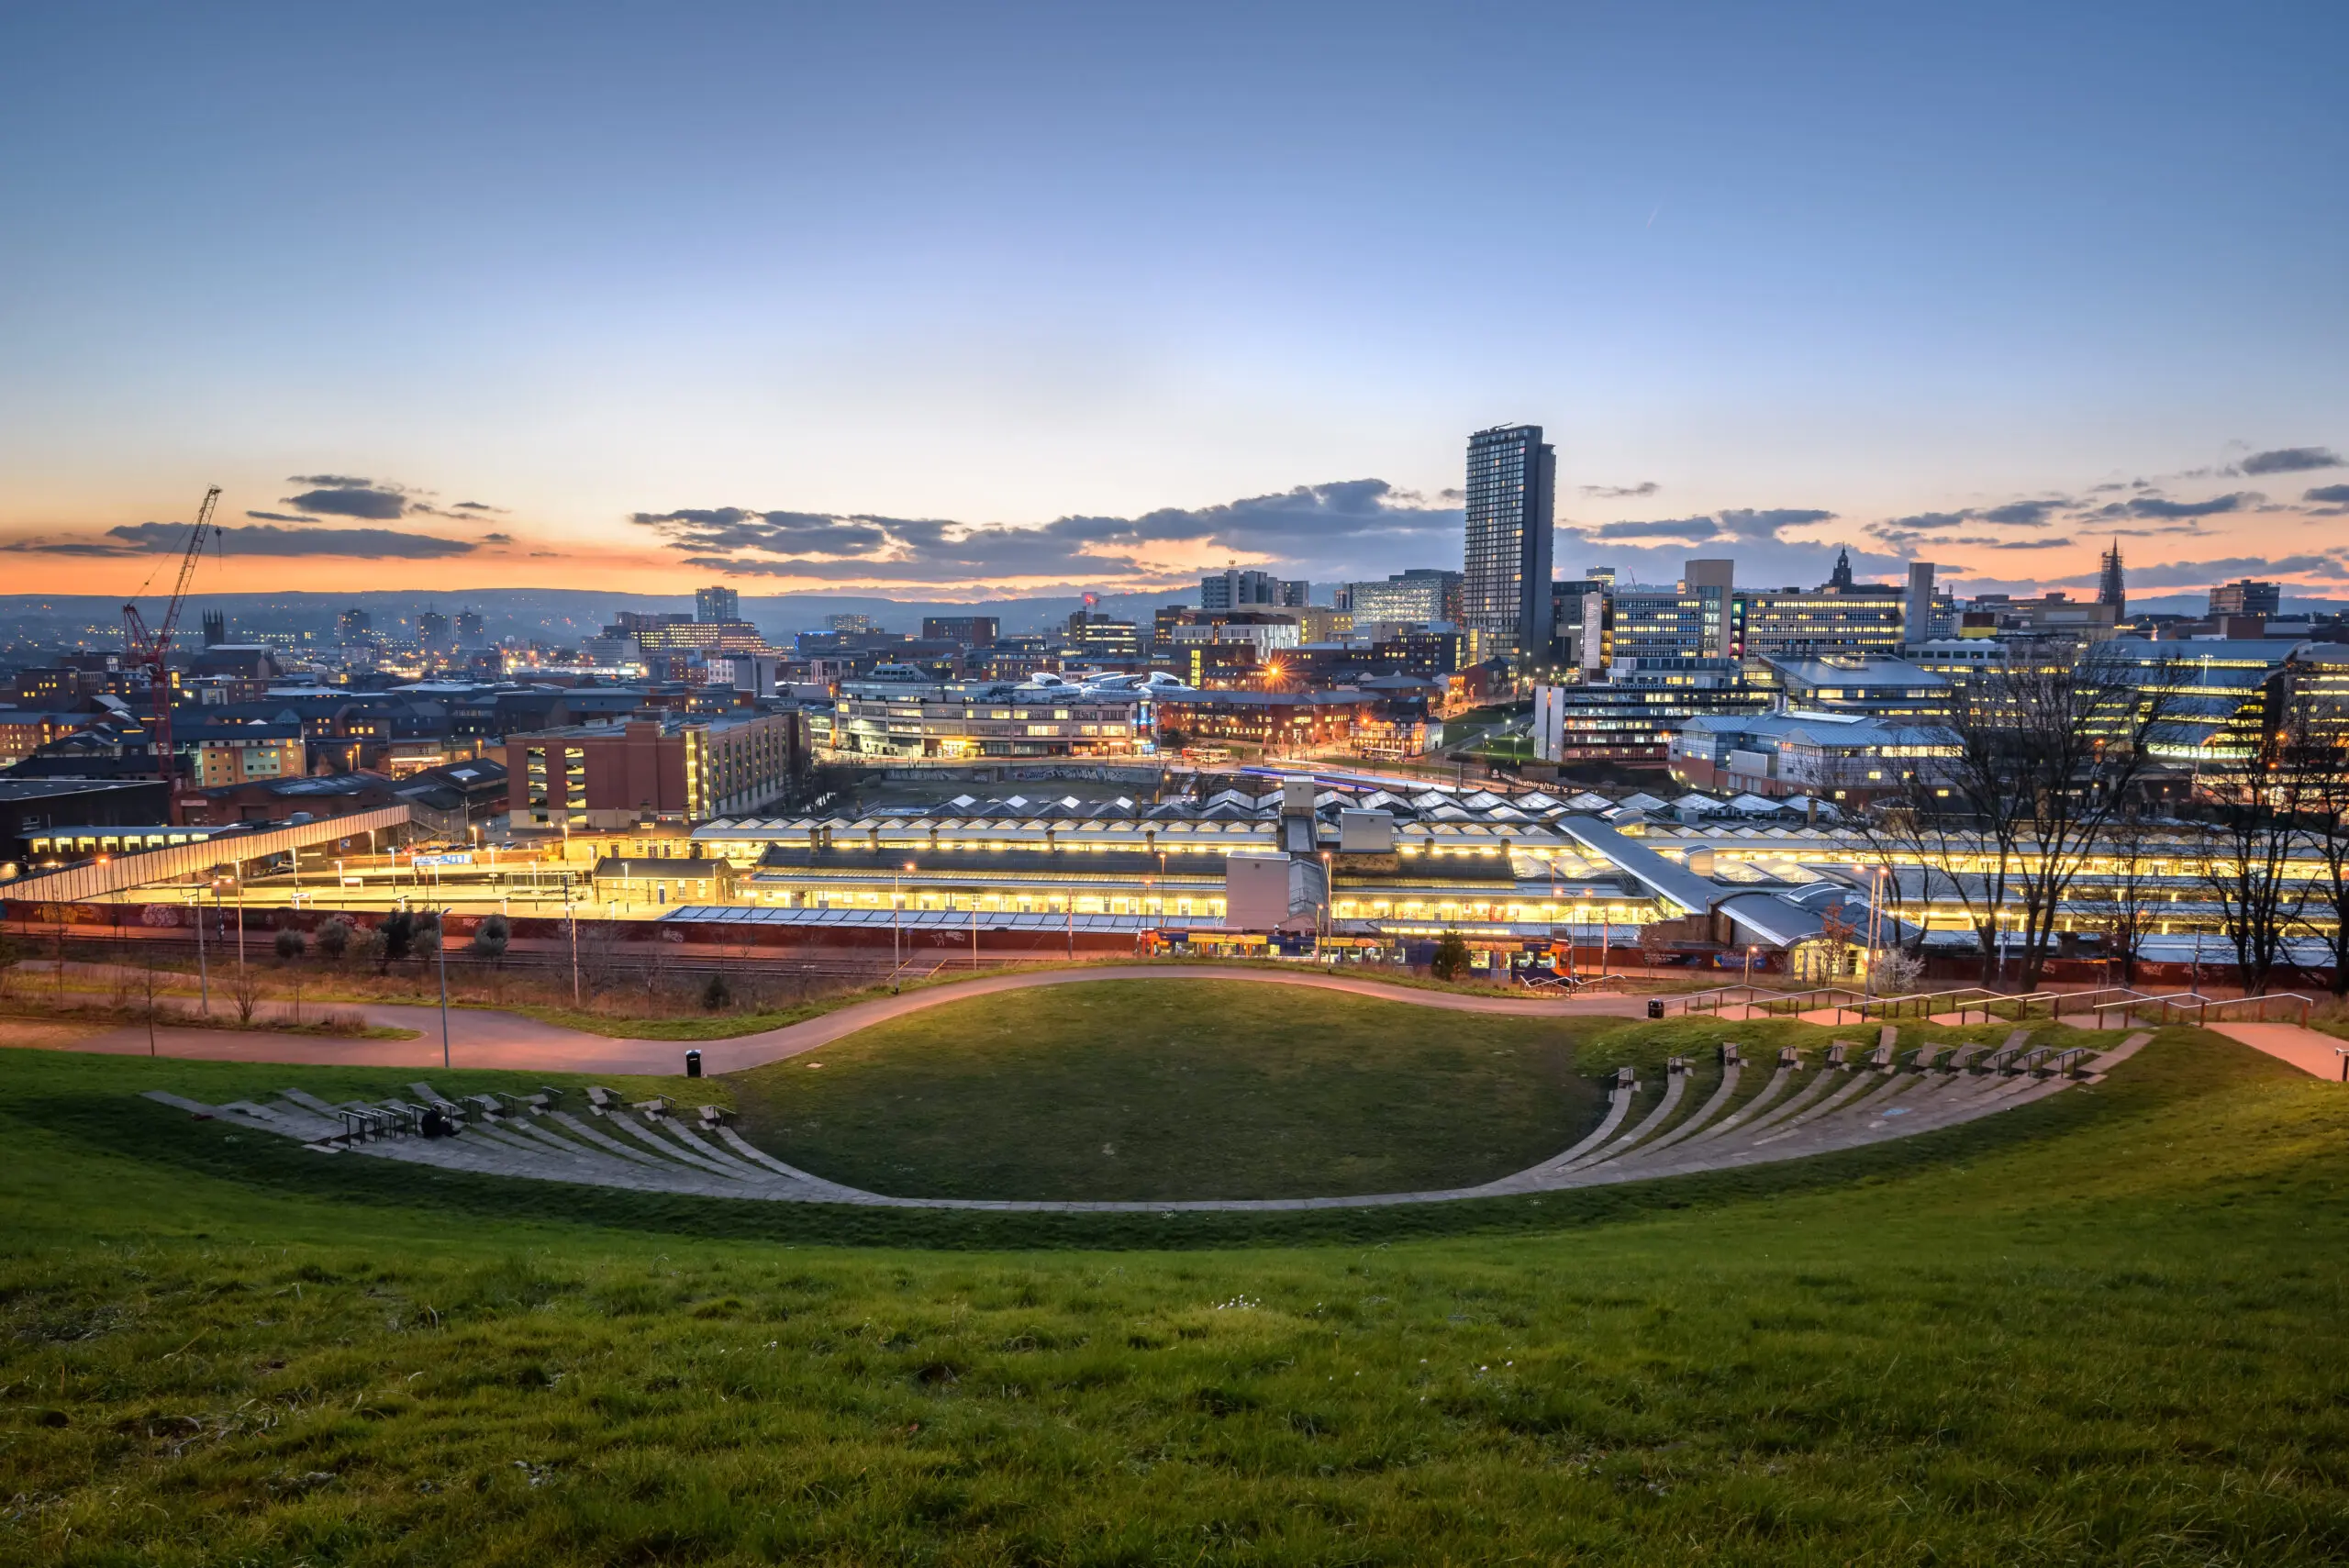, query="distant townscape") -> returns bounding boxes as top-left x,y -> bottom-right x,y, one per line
4,422 -> 2346,993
